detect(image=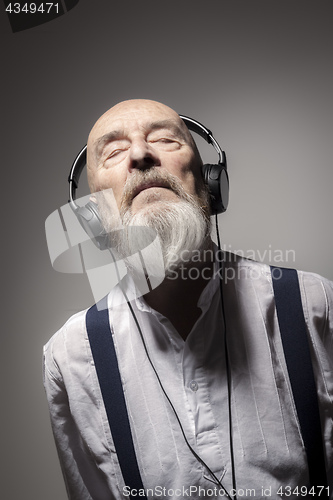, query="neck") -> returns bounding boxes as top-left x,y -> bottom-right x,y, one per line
143,244 -> 214,341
